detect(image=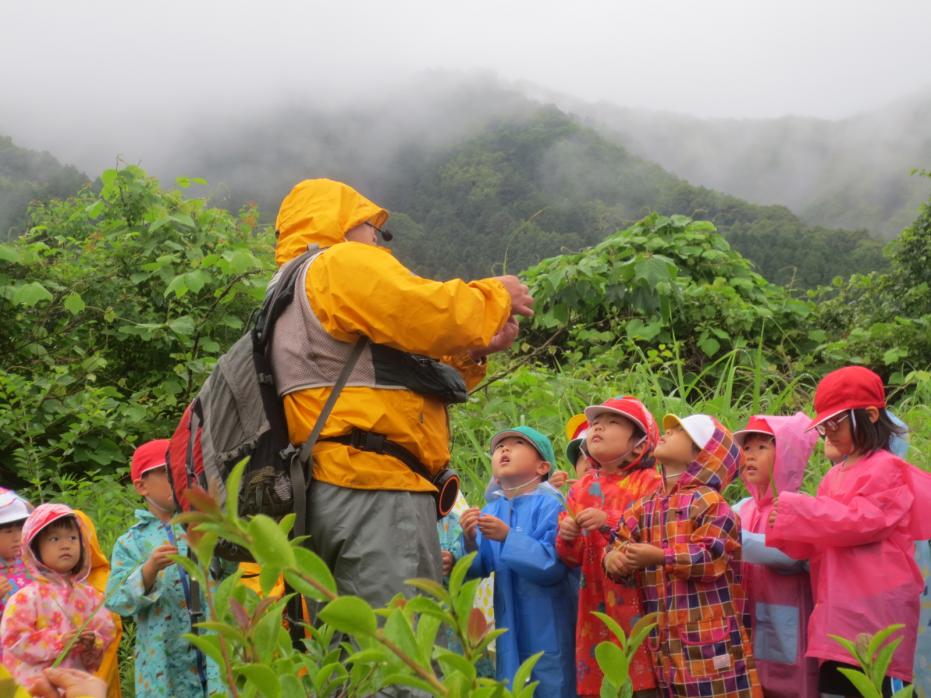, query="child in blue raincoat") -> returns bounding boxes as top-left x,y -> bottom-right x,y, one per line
106,440 -> 223,697
461,426 -> 576,698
